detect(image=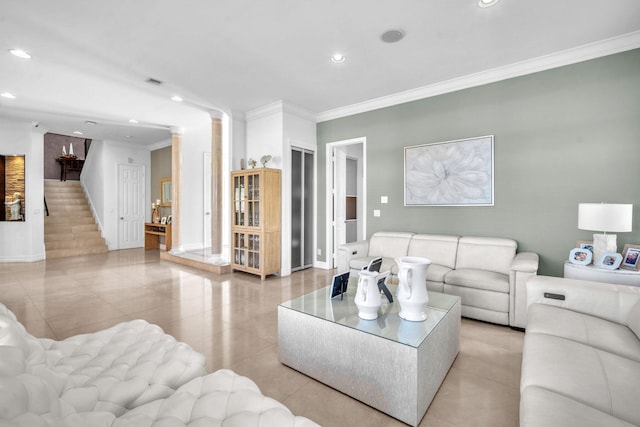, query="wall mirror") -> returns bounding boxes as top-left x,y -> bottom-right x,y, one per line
1,155 -> 26,222
160,177 -> 172,206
